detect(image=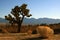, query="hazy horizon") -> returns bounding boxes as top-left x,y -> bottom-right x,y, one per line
0,0 -> 60,19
